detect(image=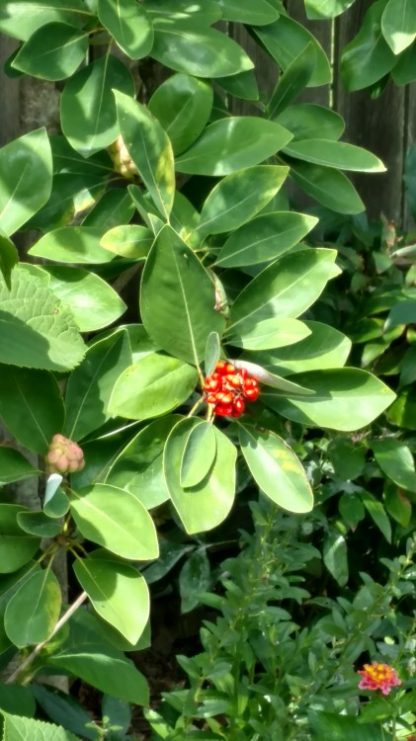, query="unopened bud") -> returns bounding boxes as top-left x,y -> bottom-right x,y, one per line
45,434 -> 85,475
